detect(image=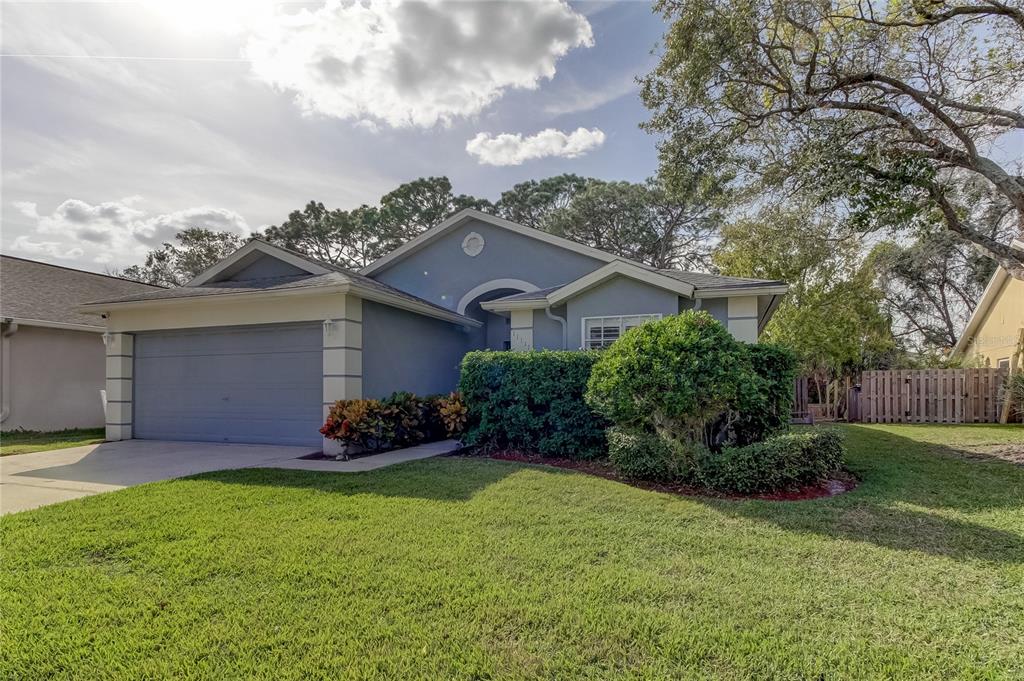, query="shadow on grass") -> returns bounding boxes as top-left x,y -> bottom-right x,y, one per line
189,456 -> 523,503
700,424 -> 1024,564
